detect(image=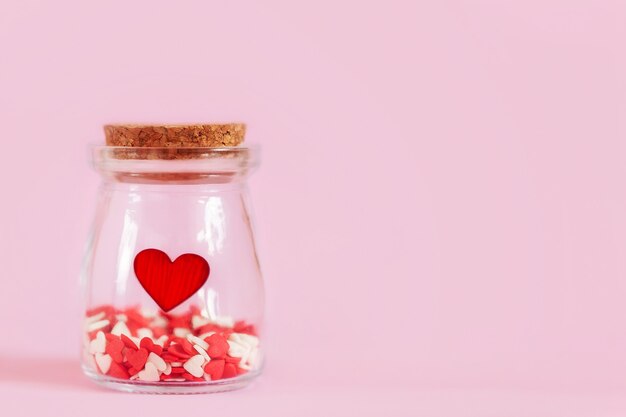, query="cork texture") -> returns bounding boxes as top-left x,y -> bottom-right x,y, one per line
104,124 -> 246,148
